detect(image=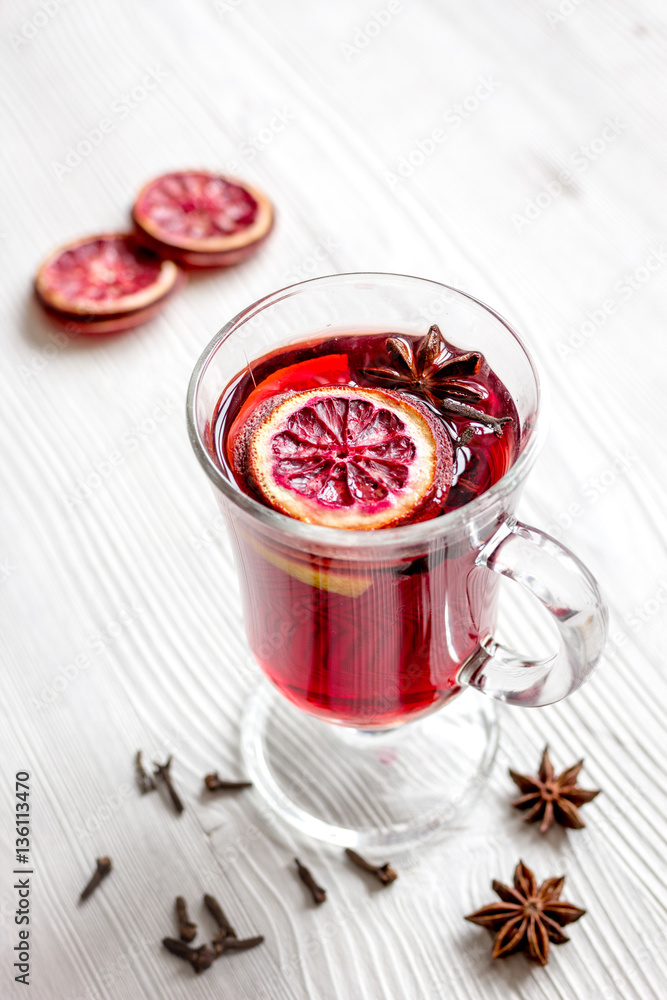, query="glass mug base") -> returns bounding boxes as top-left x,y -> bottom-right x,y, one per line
241,679 -> 498,849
